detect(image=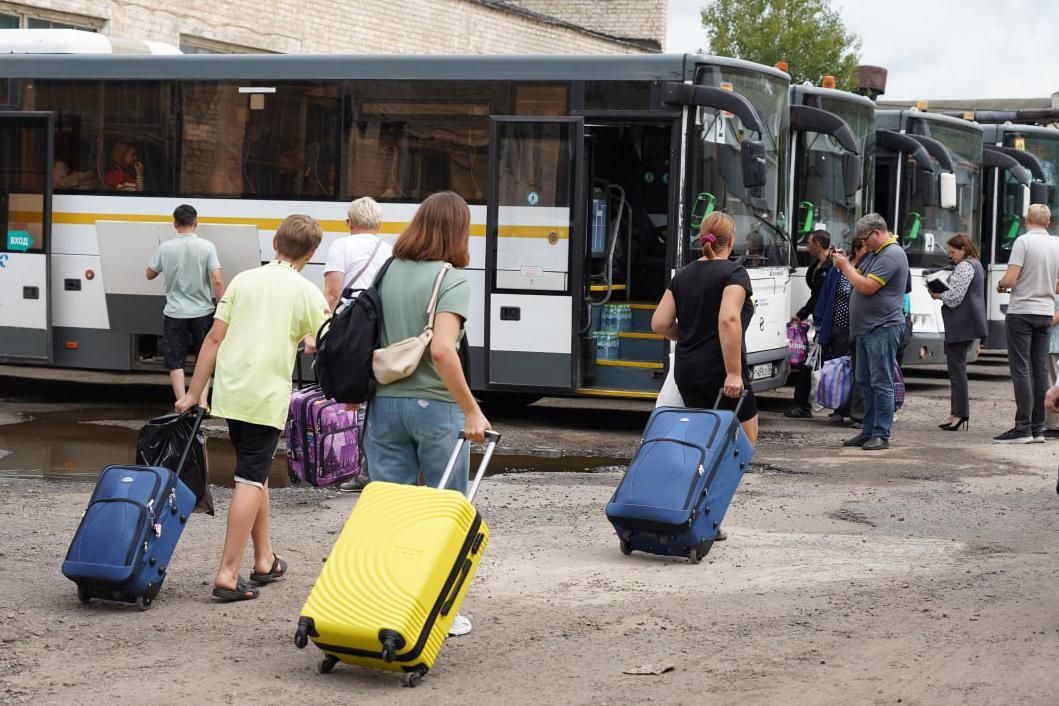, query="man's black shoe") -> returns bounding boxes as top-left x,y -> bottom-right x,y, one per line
861,436 -> 890,451
784,407 -> 813,419
842,434 -> 870,448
